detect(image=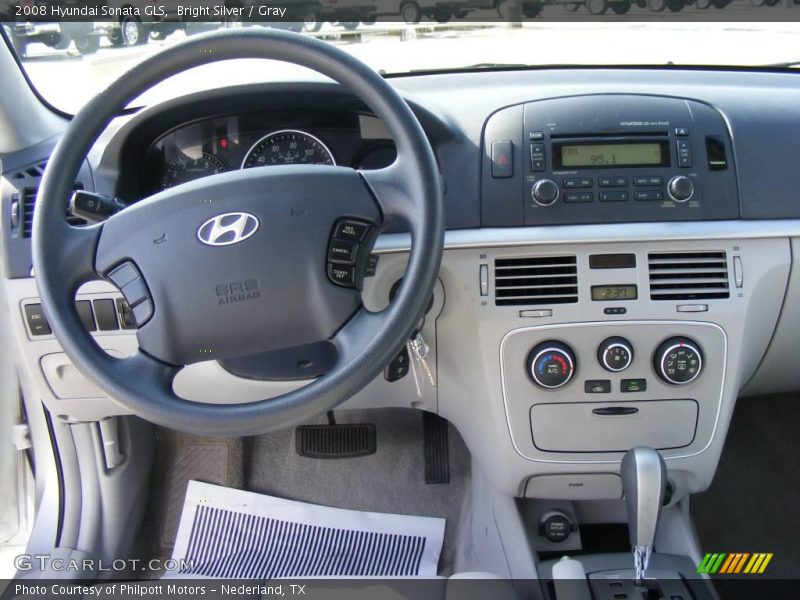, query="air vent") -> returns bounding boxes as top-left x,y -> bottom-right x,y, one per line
20,184 -> 85,238
648,251 -> 730,300
494,255 -> 578,306
12,161 -> 47,180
